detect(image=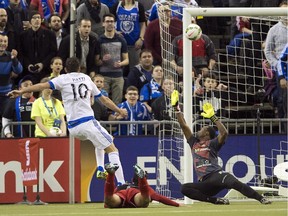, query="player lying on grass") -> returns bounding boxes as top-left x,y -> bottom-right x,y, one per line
171,90 -> 272,205
104,163 -> 180,208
